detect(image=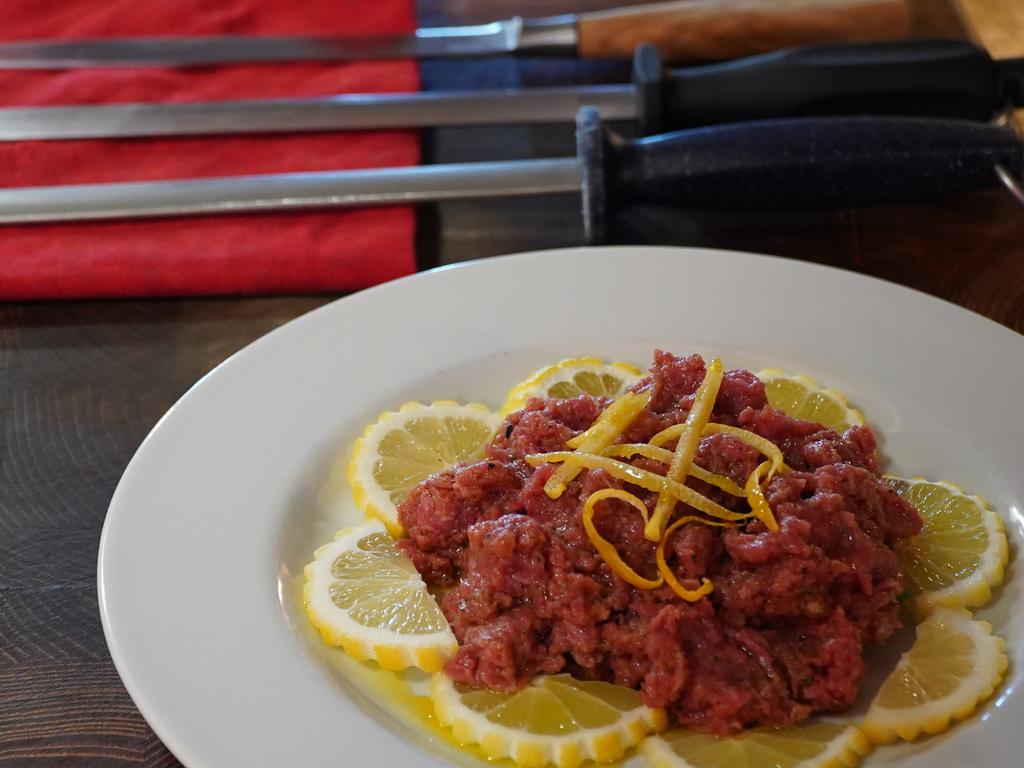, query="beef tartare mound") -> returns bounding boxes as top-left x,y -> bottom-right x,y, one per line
397,351 -> 922,734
